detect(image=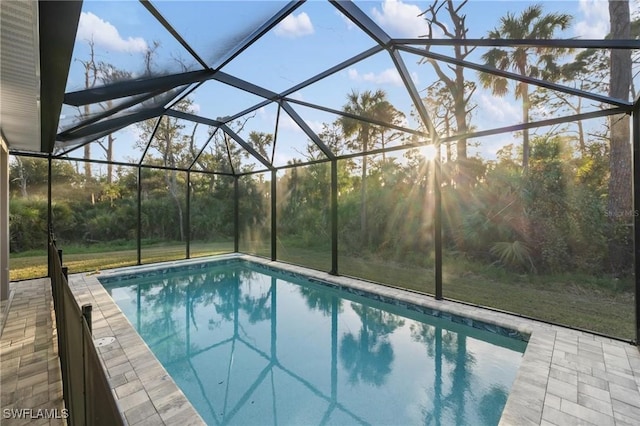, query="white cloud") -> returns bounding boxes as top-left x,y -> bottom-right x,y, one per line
410,72 -> 419,86
348,67 -> 404,86
277,114 -> 322,135
288,92 -> 305,102
279,114 -> 303,133
347,68 -> 359,80
337,10 -> 357,30
574,0 -> 609,39
77,12 -> 147,53
308,120 -> 324,134
370,0 -> 426,38
479,94 -> 519,124
275,12 -> 314,38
